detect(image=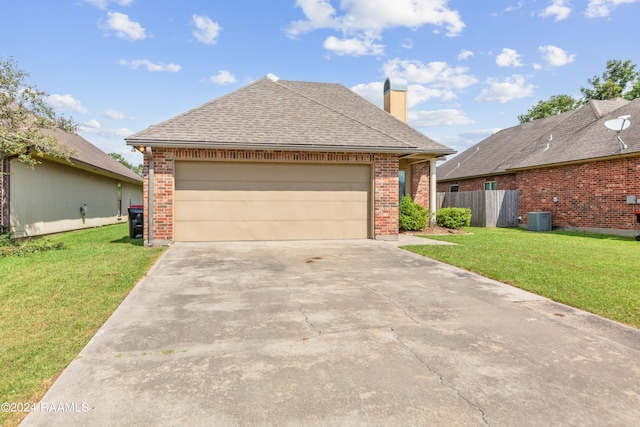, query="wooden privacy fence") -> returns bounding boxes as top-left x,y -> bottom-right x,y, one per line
437,190 -> 520,227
